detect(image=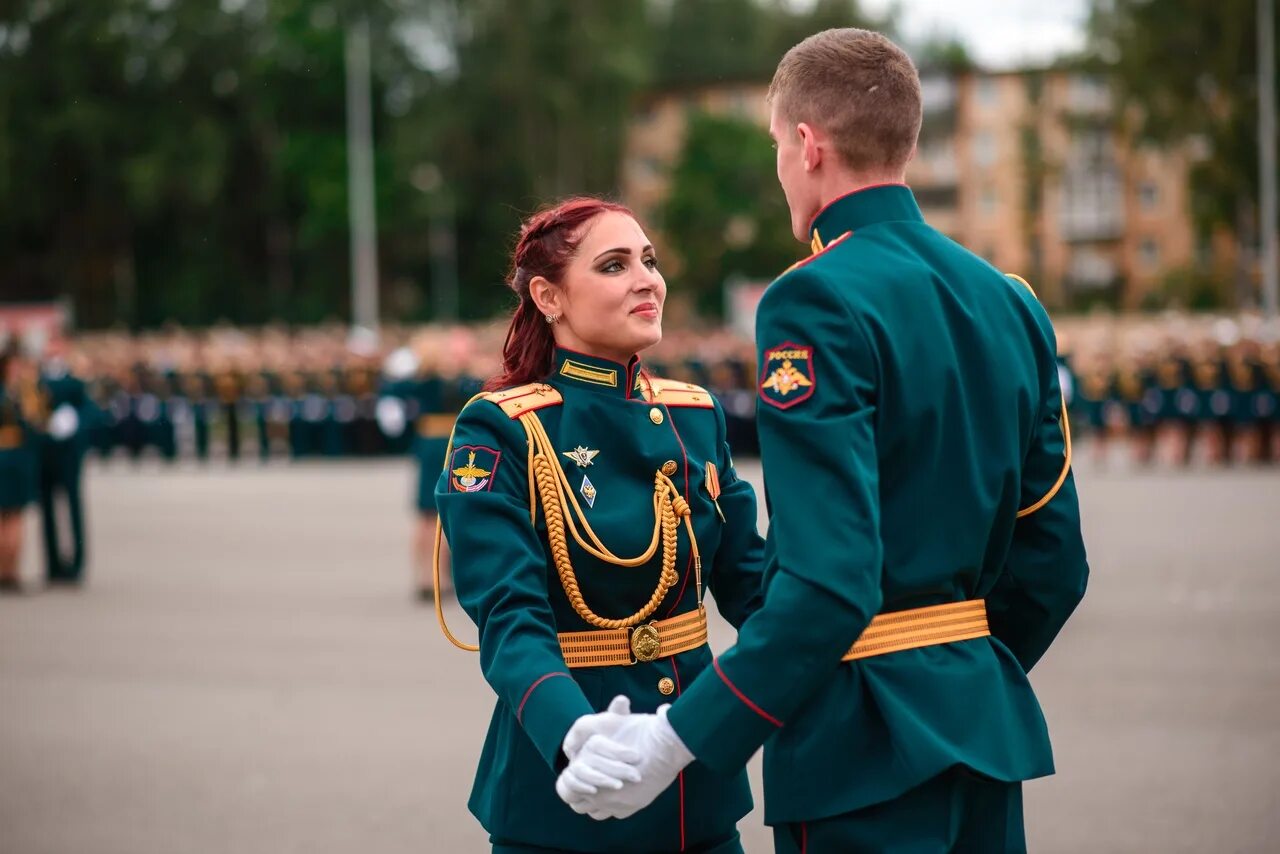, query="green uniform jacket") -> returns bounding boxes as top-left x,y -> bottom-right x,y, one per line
436,348 -> 767,852
667,185 -> 1089,825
